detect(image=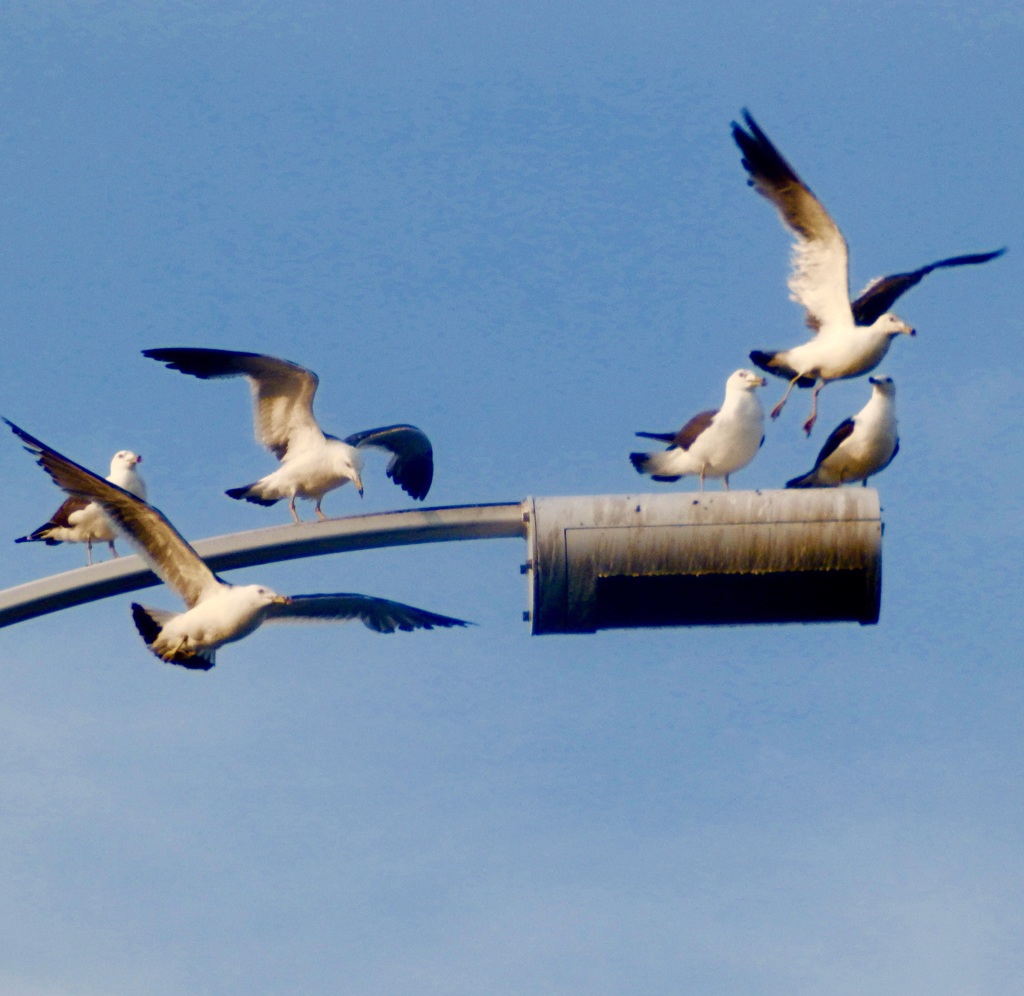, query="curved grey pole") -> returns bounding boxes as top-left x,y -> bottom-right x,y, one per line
0,502 -> 528,629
